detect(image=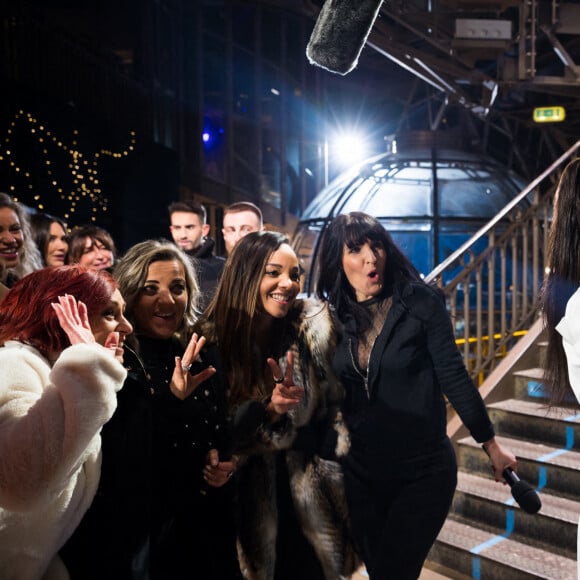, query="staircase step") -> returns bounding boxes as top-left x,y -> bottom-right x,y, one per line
454,471 -> 579,554
487,398 -> 580,450
512,368 -> 578,405
457,435 -> 580,499
429,518 -> 577,579
513,368 -> 550,402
